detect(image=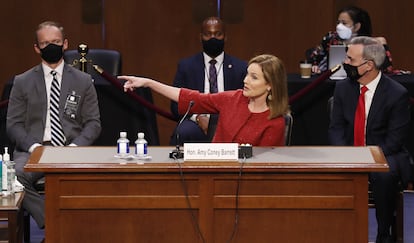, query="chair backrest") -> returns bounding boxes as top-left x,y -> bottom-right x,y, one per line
63,49 -> 122,83
284,113 -> 293,146
327,96 -> 334,122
